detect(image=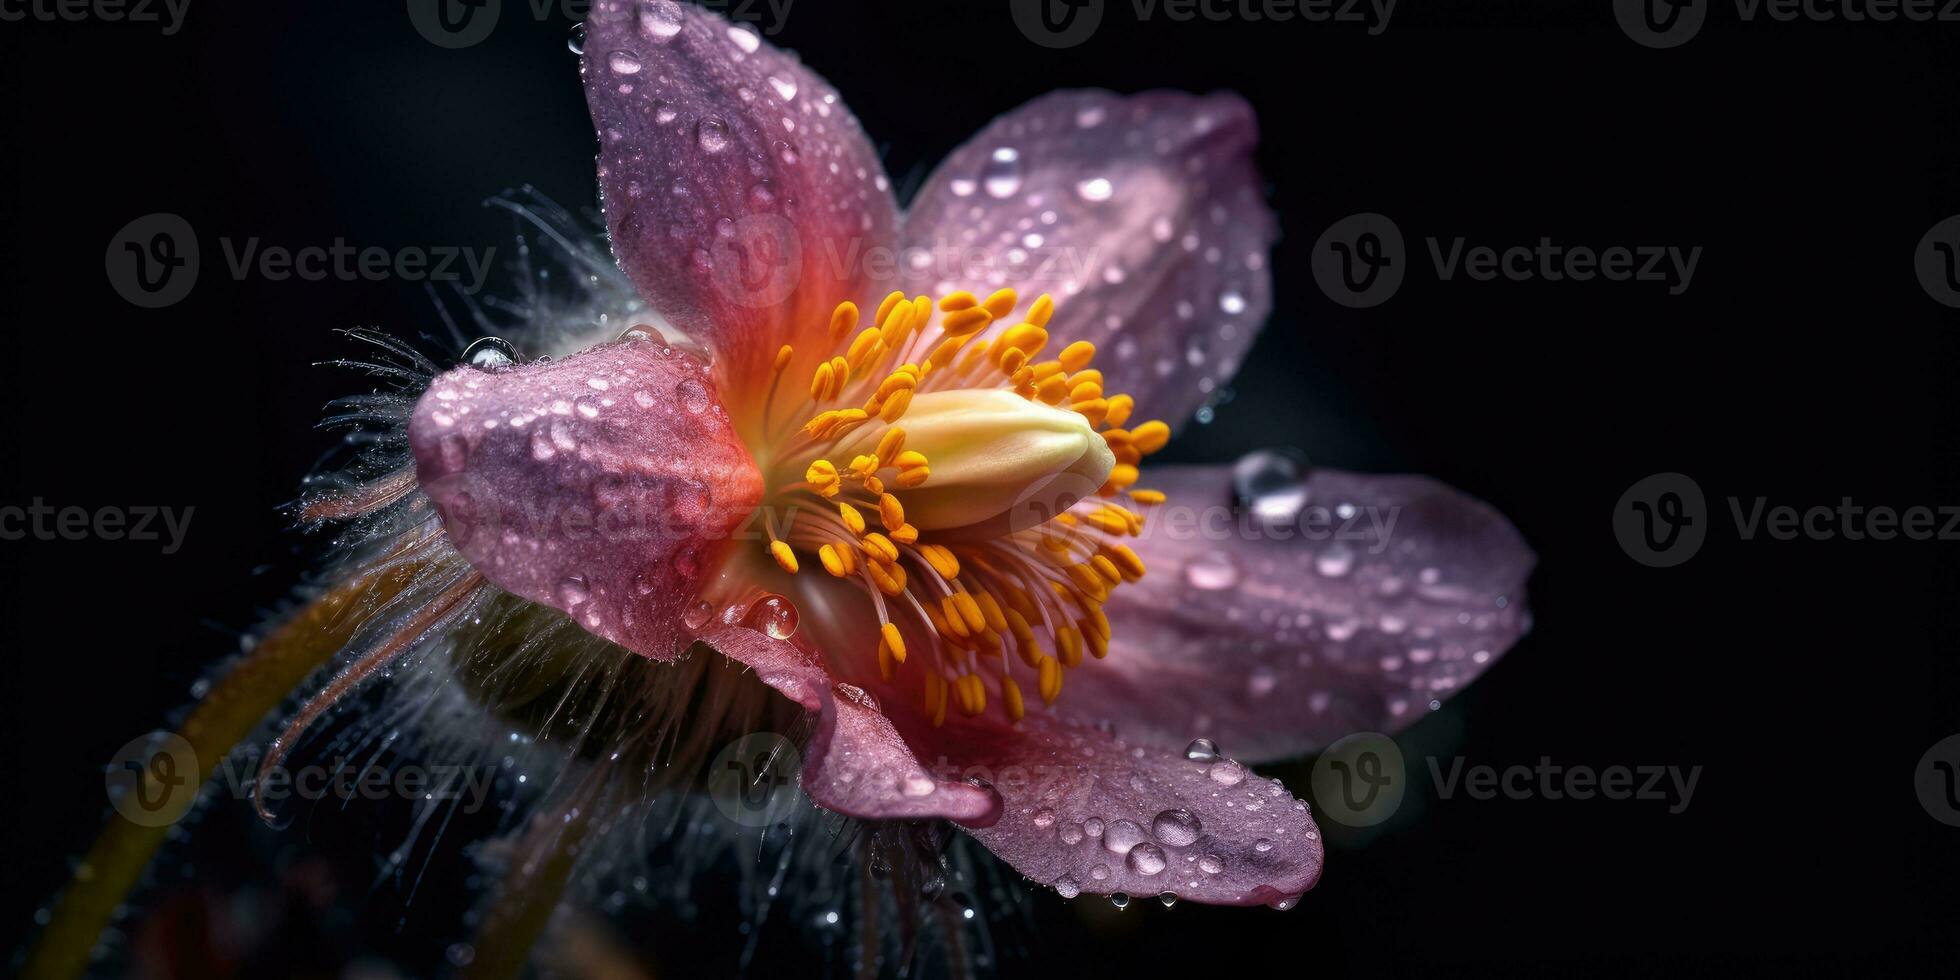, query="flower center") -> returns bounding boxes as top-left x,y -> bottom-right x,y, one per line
750,288 -> 1171,726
